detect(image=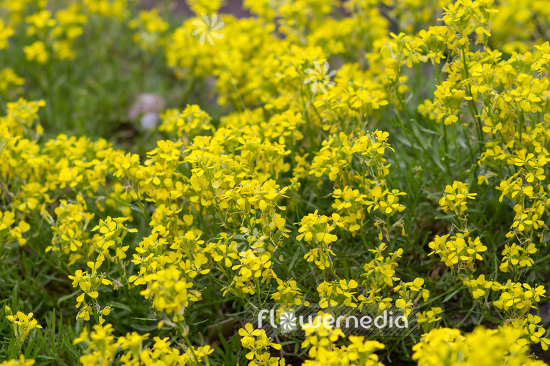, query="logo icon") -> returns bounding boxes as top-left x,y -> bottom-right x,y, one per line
279,311 -> 297,332
192,13 -> 224,45
304,61 -> 336,95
